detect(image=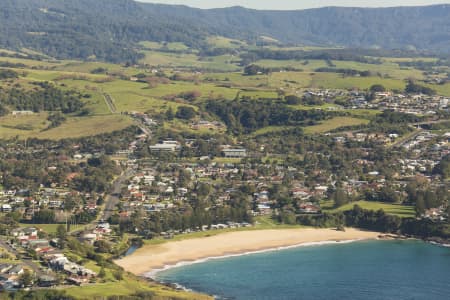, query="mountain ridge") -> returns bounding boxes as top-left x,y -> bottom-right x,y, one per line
1,0 -> 449,62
